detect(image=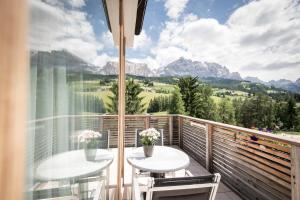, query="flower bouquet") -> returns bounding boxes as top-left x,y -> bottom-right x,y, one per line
139,128 -> 160,157
78,130 -> 102,161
